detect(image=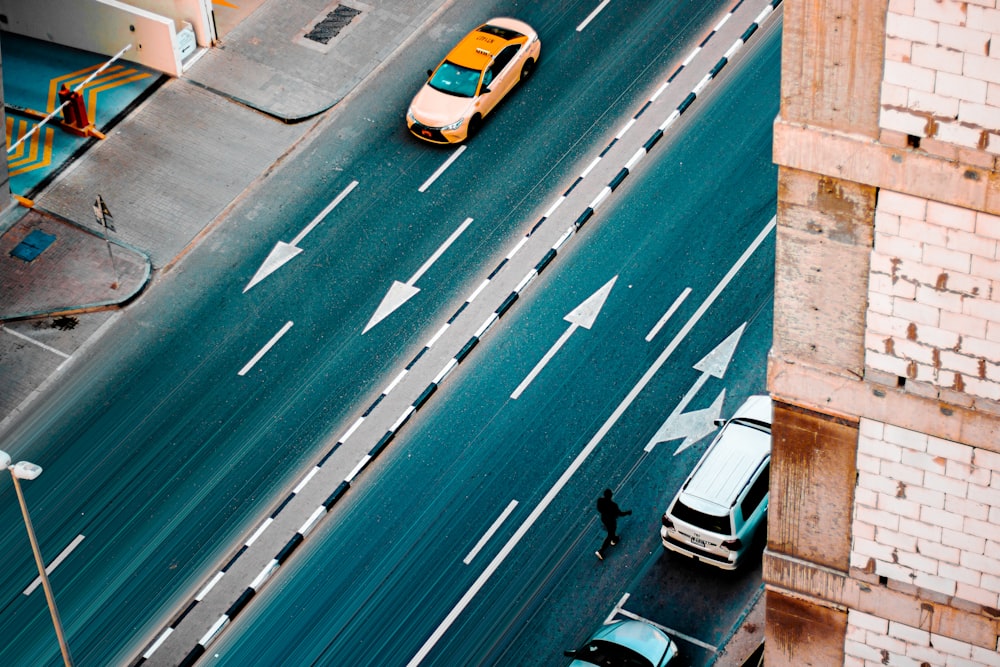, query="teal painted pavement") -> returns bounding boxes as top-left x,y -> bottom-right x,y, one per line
2,32 -> 163,198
